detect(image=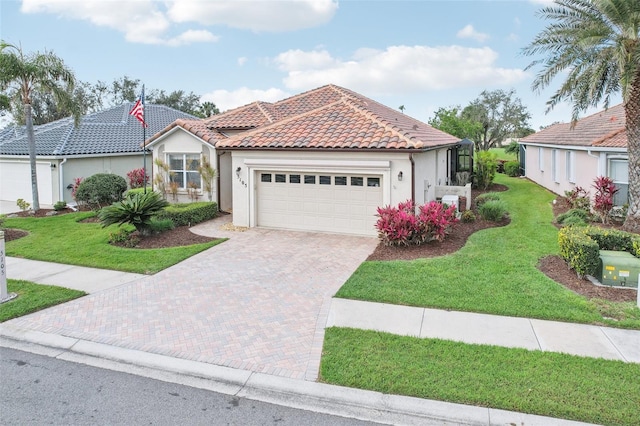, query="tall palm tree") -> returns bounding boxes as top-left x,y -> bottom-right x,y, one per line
0,41 -> 80,211
523,0 -> 640,232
